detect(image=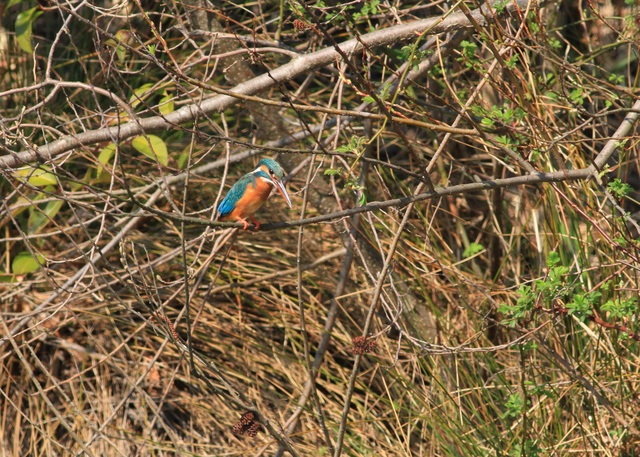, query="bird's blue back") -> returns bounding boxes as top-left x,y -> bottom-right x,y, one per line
217,173 -> 257,218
